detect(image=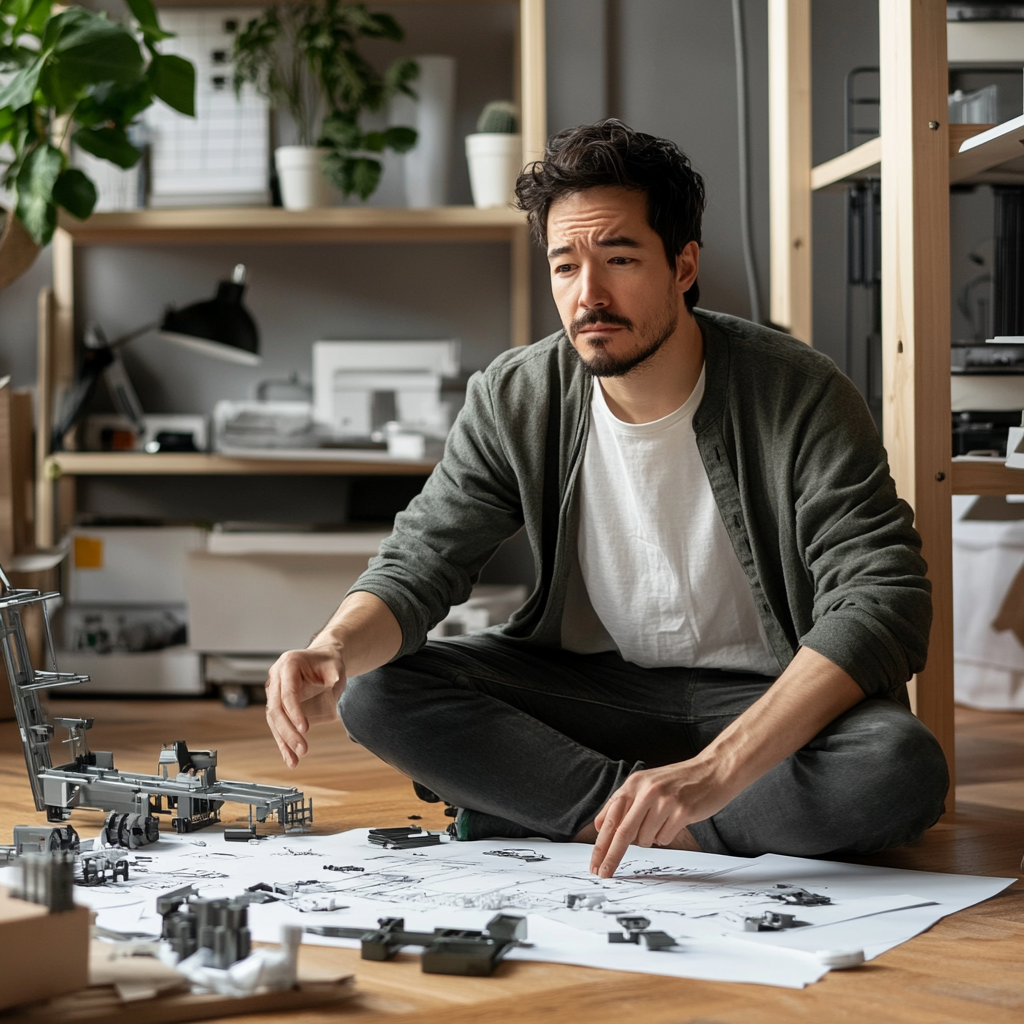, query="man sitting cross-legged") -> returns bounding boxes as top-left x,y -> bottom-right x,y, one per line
264,120 -> 947,878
